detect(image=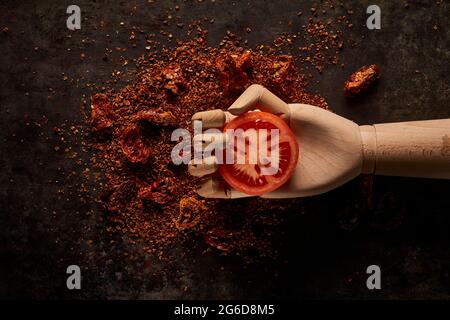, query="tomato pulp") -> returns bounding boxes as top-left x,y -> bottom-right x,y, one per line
219,111 -> 299,196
